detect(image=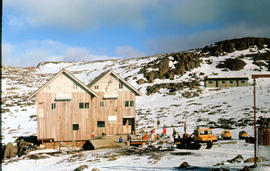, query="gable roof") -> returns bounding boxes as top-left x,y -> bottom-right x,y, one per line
28,69 -> 98,100
87,70 -> 142,96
